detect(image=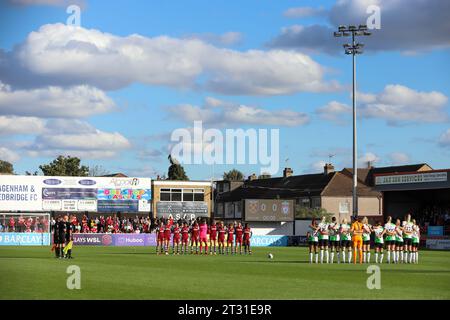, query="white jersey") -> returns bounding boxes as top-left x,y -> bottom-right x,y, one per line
340,223 -> 351,241
318,222 -> 329,240
403,222 -> 414,238
329,223 -> 340,241
363,224 -> 371,241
